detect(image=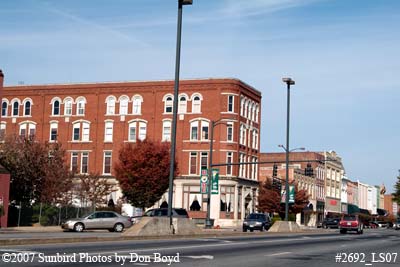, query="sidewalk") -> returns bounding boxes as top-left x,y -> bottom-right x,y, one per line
0,226 -> 62,233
